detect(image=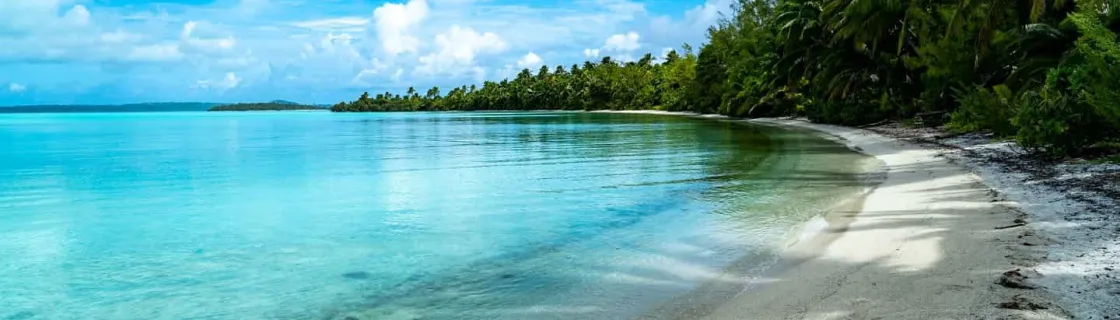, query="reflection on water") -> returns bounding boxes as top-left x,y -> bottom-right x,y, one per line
0,112 -> 876,320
